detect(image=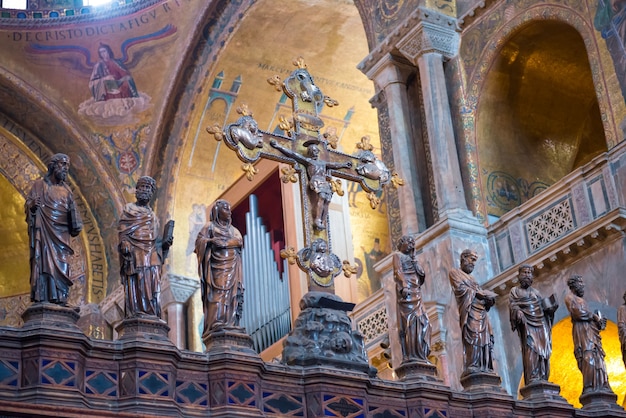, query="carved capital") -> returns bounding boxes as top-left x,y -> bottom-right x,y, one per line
396,8 -> 460,63
161,274 -> 200,307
